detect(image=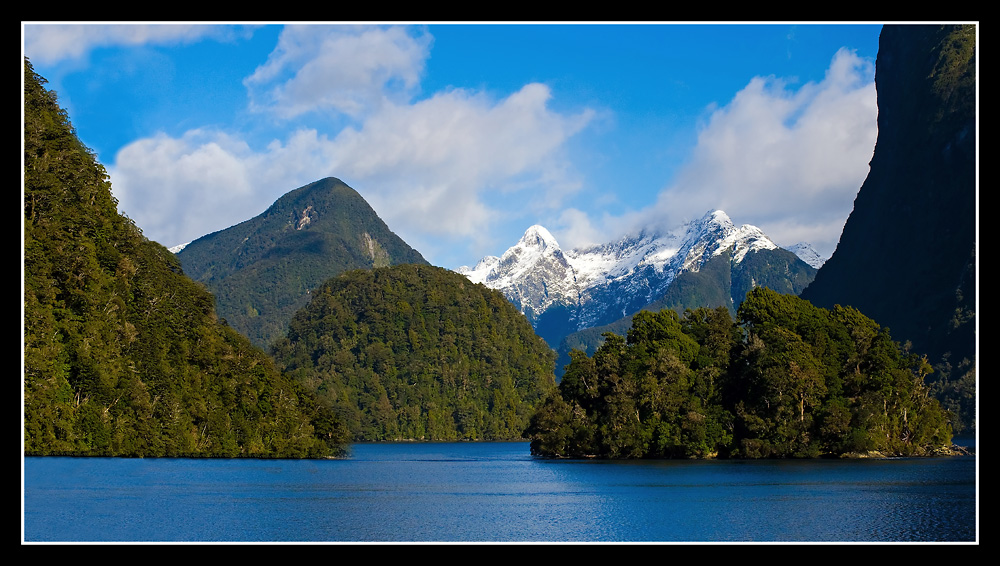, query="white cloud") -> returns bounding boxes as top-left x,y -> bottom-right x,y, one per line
109,82 -> 594,258
326,84 -> 593,246
551,208 -> 607,250
106,24 -> 594,261
109,126 -> 362,247
110,130 -> 258,247
640,47 -> 877,257
243,25 -> 432,119
23,23 -> 247,65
